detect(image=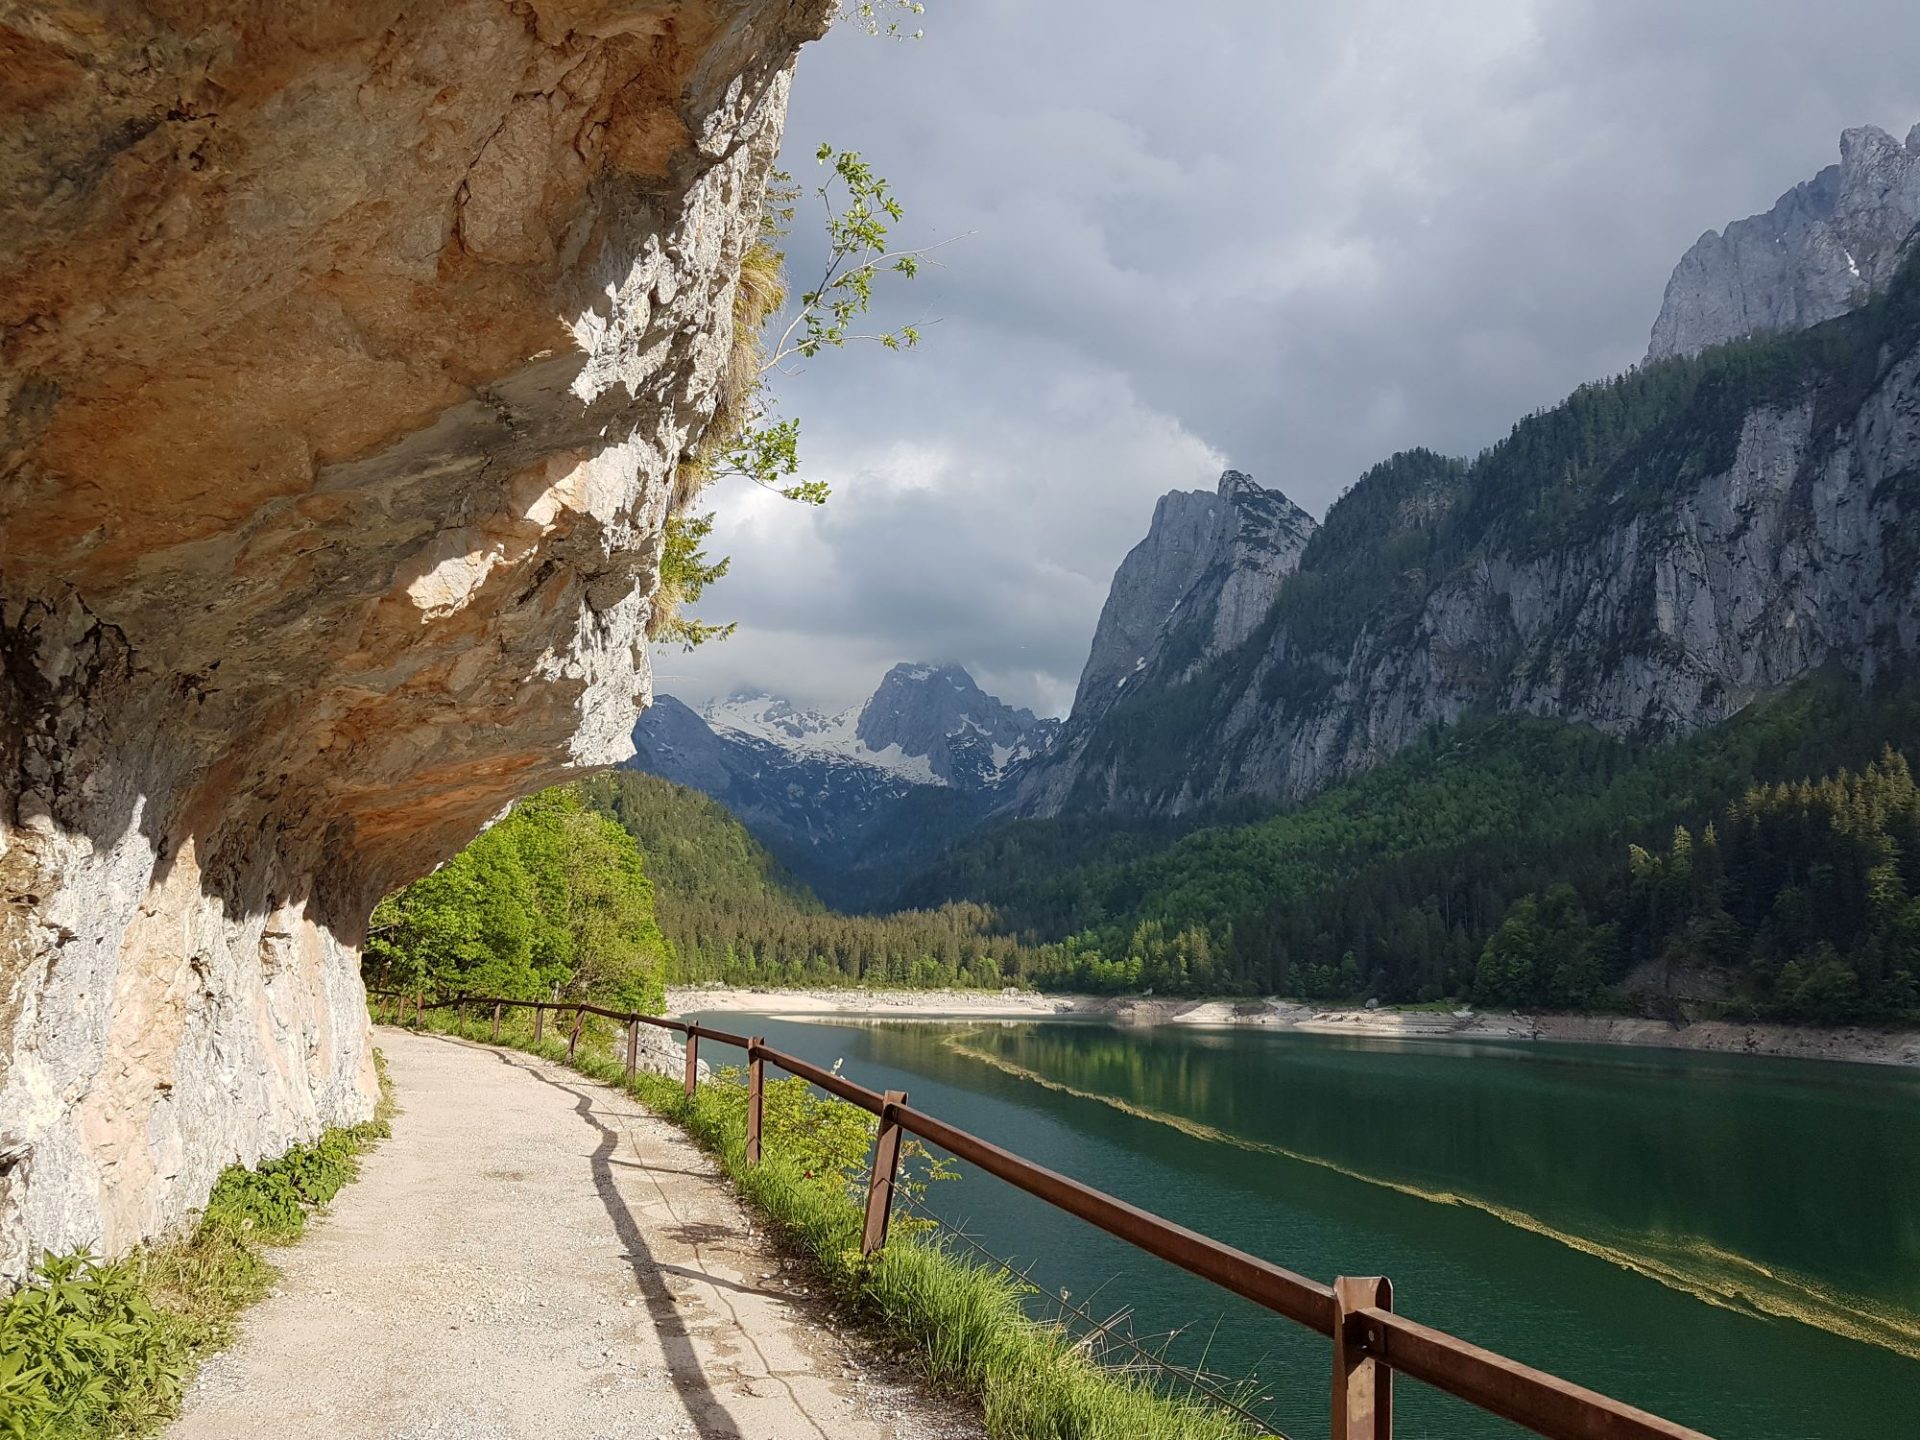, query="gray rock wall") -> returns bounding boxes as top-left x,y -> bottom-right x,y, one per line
1070,470 -> 1317,721
1230,365 -> 1918,802
1648,125 -> 1920,360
